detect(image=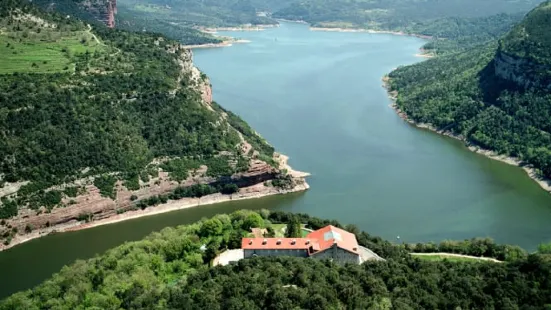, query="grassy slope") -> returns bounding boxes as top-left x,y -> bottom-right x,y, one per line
0,28 -> 105,74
